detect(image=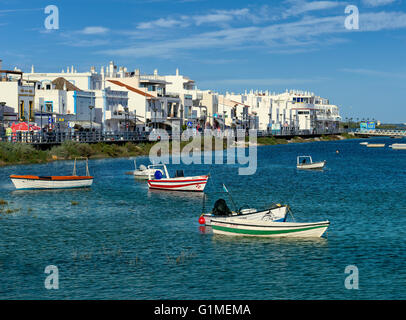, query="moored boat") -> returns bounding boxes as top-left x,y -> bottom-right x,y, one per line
132,160 -> 163,179
296,156 -> 326,170
147,164 -> 209,192
366,143 -> 385,148
389,143 -> 406,150
210,219 -> 330,238
10,158 -> 93,190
